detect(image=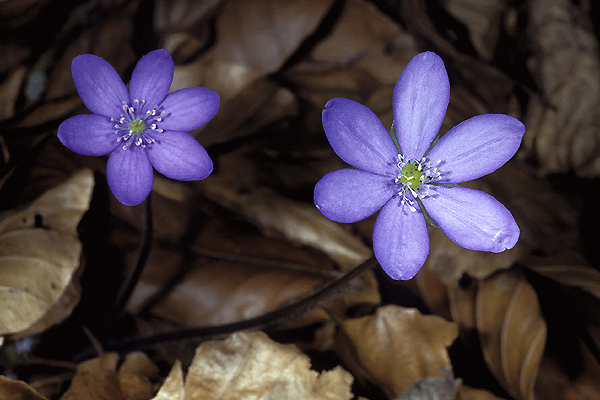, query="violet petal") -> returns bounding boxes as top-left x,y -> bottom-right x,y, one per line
72,54 -> 129,117
159,87 -> 220,132
314,169 -> 396,223
128,49 -> 174,111
146,131 -> 213,181
422,186 -> 519,252
107,146 -> 154,206
322,97 -> 398,175
57,114 -> 120,156
373,198 -> 429,280
427,114 -> 525,183
393,52 -> 450,160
